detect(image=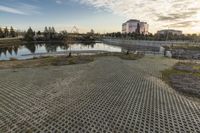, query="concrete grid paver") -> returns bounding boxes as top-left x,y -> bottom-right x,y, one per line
0,56 -> 200,133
